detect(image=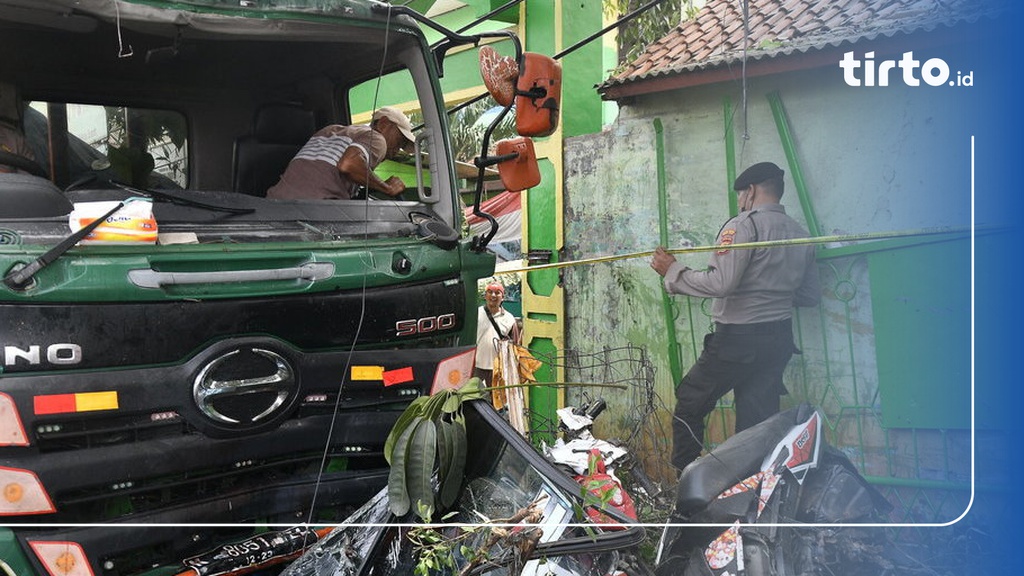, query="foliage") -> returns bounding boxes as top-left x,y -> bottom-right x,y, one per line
103,105 -> 188,186
385,378 -> 487,521
447,98 -> 516,164
408,503 -> 544,576
103,106 -> 187,151
407,513 -> 482,576
603,0 -> 702,71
